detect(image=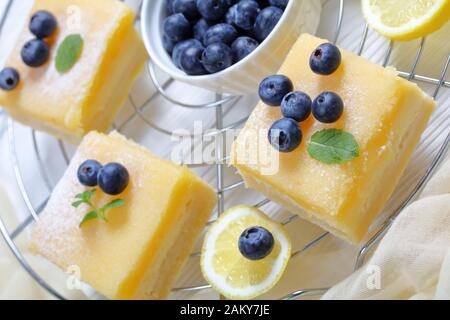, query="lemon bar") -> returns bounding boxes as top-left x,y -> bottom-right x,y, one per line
30,131 -> 217,299
0,0 -> 147,144
231,34 -> 435,244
